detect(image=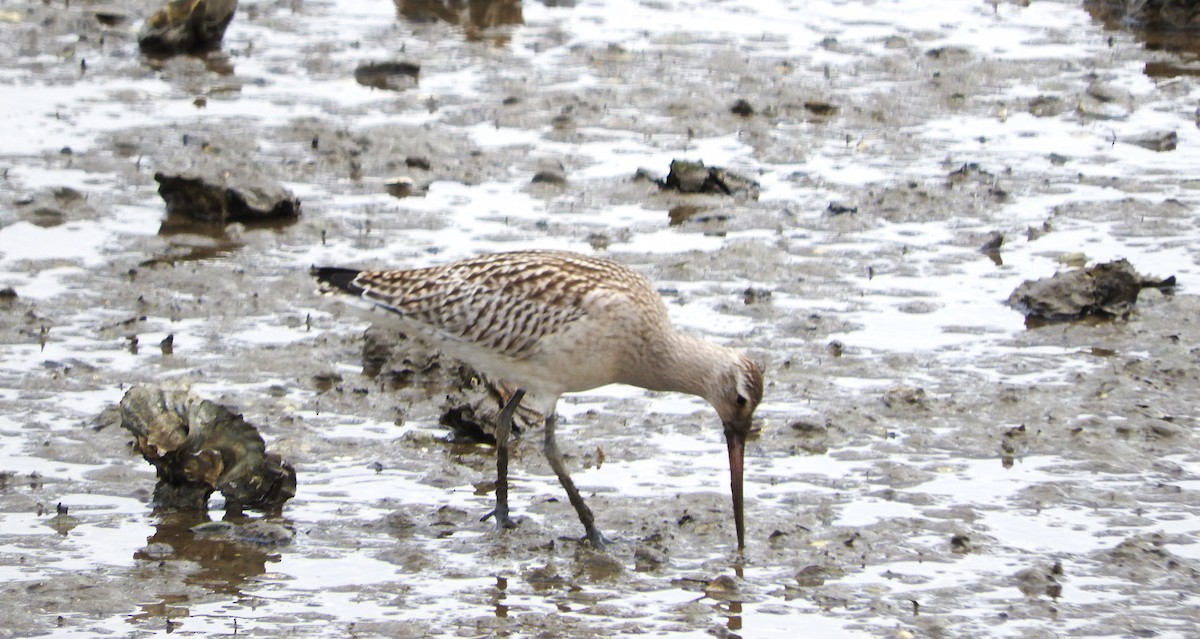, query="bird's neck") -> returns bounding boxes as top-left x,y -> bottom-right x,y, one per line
625,329 -> 731,403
